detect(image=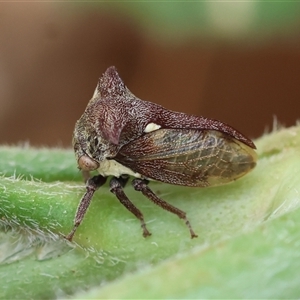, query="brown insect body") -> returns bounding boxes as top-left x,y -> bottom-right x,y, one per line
66,66 -> 257,241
